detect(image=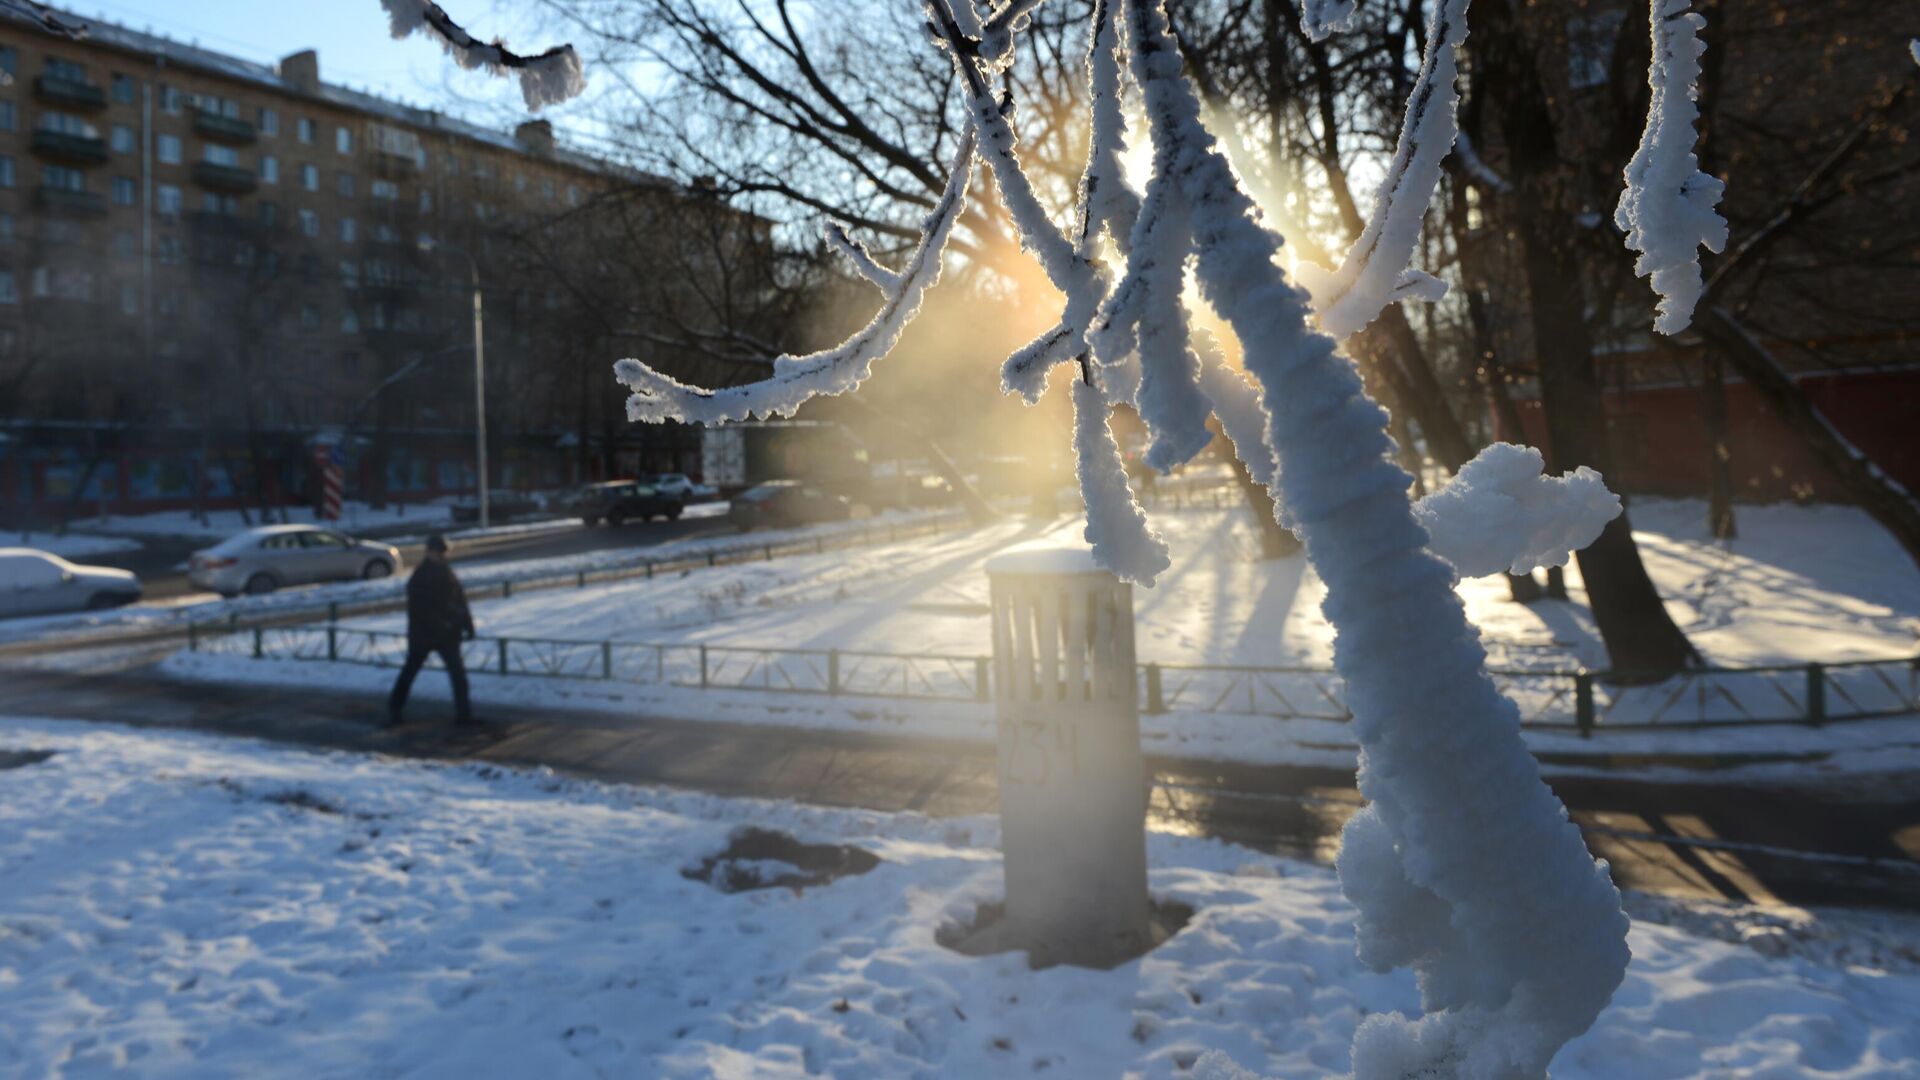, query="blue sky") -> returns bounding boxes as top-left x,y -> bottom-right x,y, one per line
65,1 -> 565,124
